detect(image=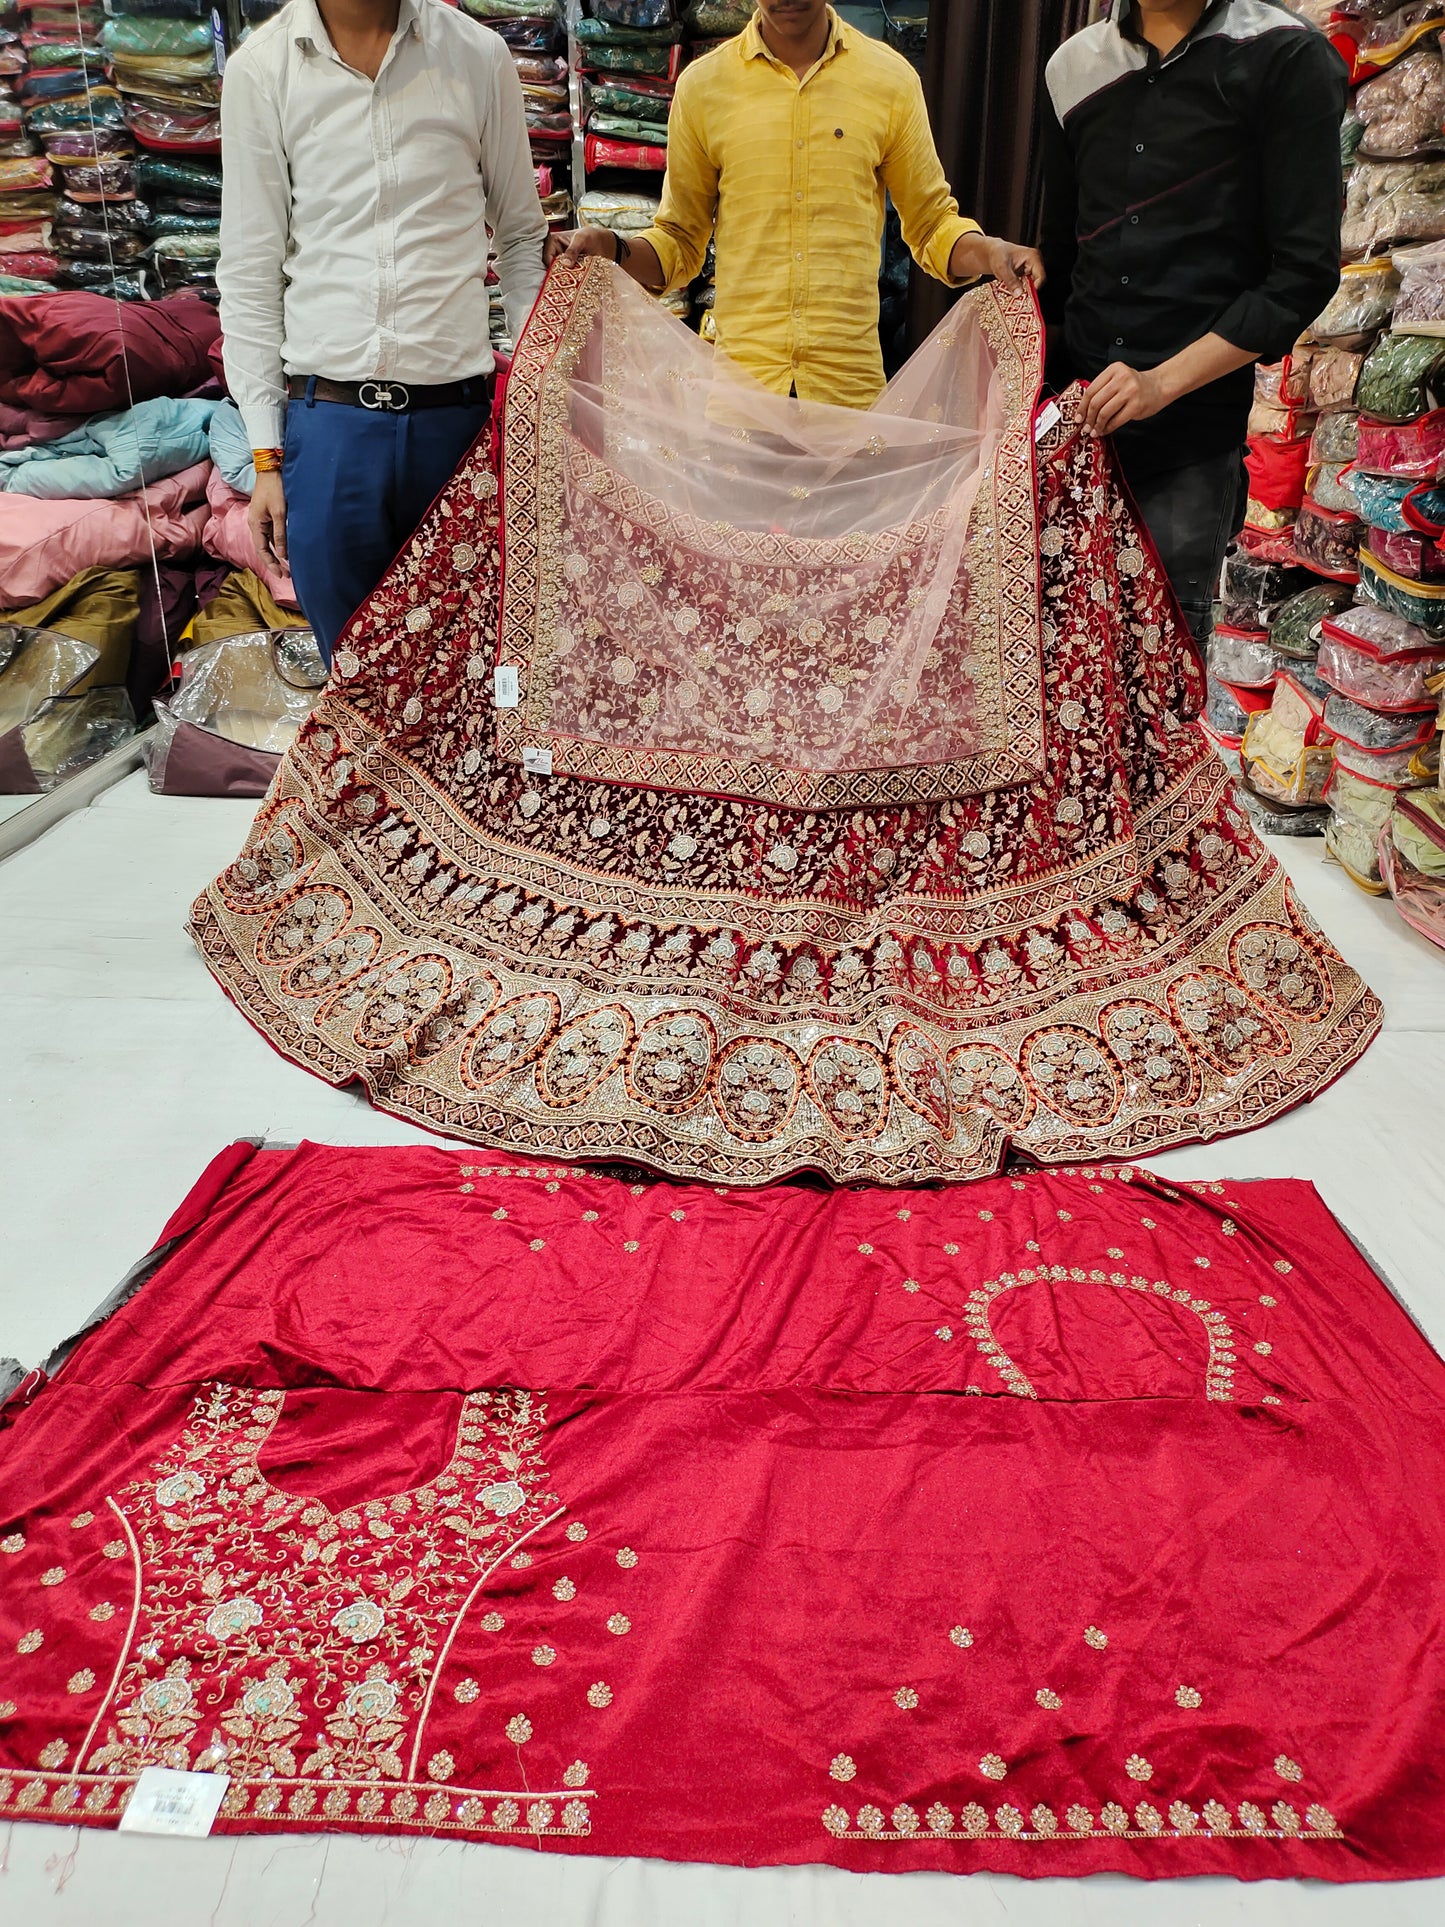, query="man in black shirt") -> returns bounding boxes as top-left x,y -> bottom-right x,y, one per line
1039,0 -> 1348,641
